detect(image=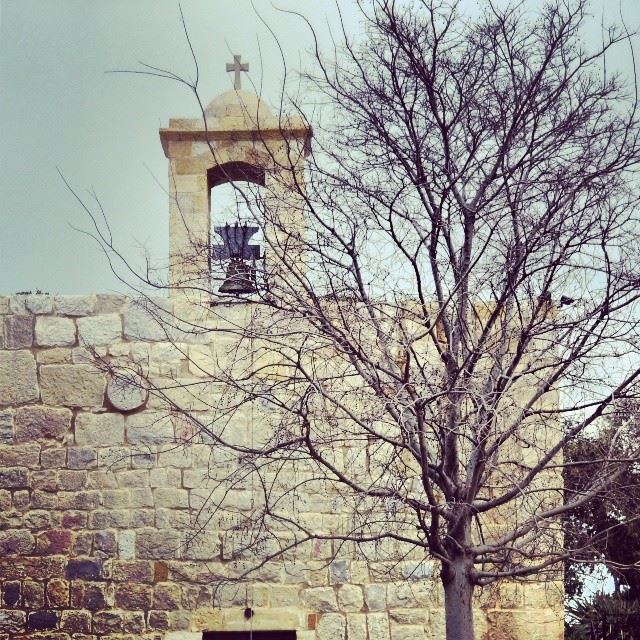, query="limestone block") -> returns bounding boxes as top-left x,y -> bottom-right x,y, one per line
347,613 -> 367,640
182,532 -> 220,560
108,341 -> 130,356
25,295 -> 53,314
330,559 -> 349,584
54,295 -> 97,316
95,294 -> 128,314
36,347 -> 72,364
130,488 -> 154,507
0,351 -> 39,405
126,412 -> 174,447
149,342 -> 185,376
270,585 -> 301,607
367,612 -> 390,640
303,586 -> 338,612
106,374 -> 148,411
153,487 -> 189,509
389,610 -> 427,625
158,446 -> 192,468
40,364 -> 105,407
124,298 -> 174,342
338,584 -> 364,611
117,469 -> 149,487
66,447 -> 97,469
401,560 -> 435,580
75,412 -> 125,446
15,405 -> 72,442
77,313 -> 122,346
98,446 -> 130,469
4,315 -> 33,349
317,613 -> 346,640
390,624 -> 424,640
135,528 -> 181,559
0,529 -> 35,554
188,344 -> 216,375
9,296 -> 27,313
0,409 -> 13,443
0,609 -> 26,633
118,530 -> 136,559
